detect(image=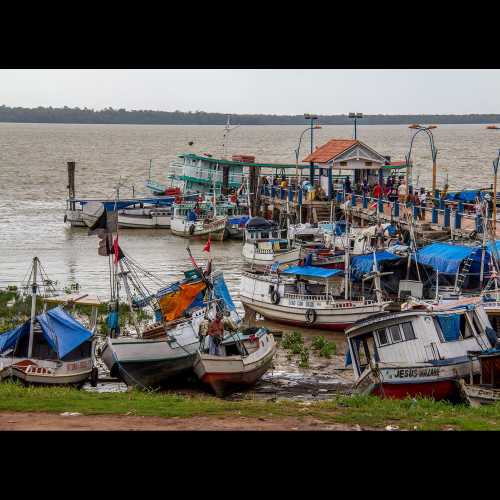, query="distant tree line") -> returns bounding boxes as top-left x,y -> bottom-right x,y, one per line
0,105 -> 499,125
